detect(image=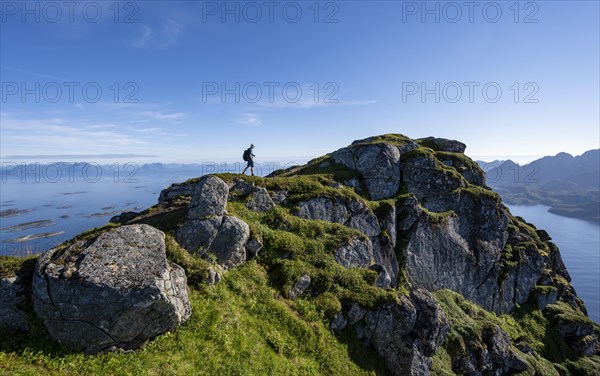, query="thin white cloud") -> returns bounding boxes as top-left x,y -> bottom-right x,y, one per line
0,116 -> 153,157
236,113 -> 263,126
132,20 -> 184,48
138,111 -> 186,120
258,98 -> 379,110
0,65 -> 69,81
